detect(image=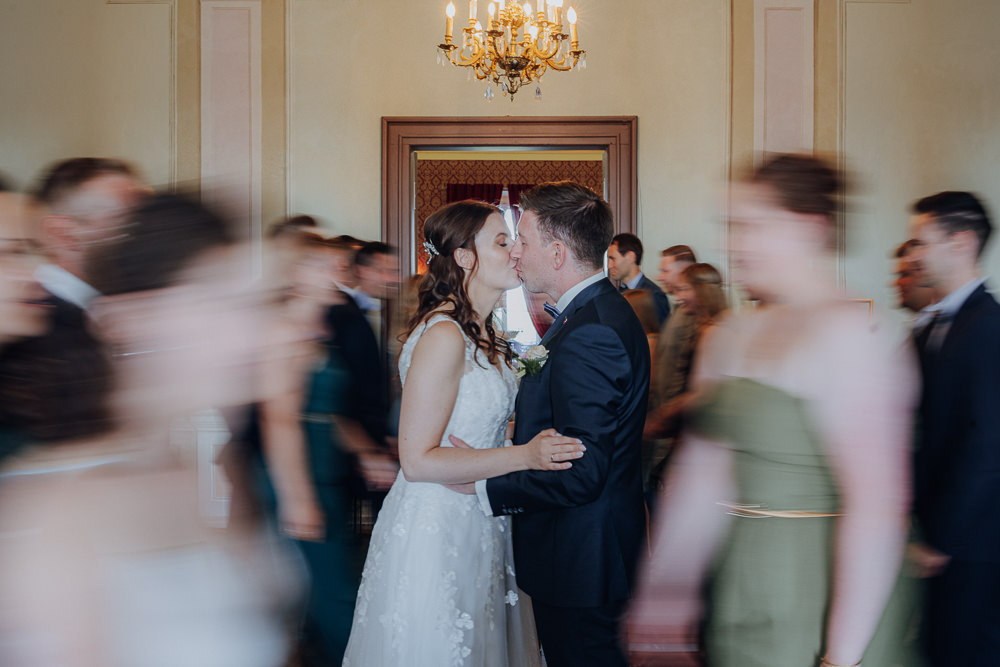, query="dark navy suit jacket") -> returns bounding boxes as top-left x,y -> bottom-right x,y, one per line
915,283 -> 1000,562
486,278 -> 650,607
